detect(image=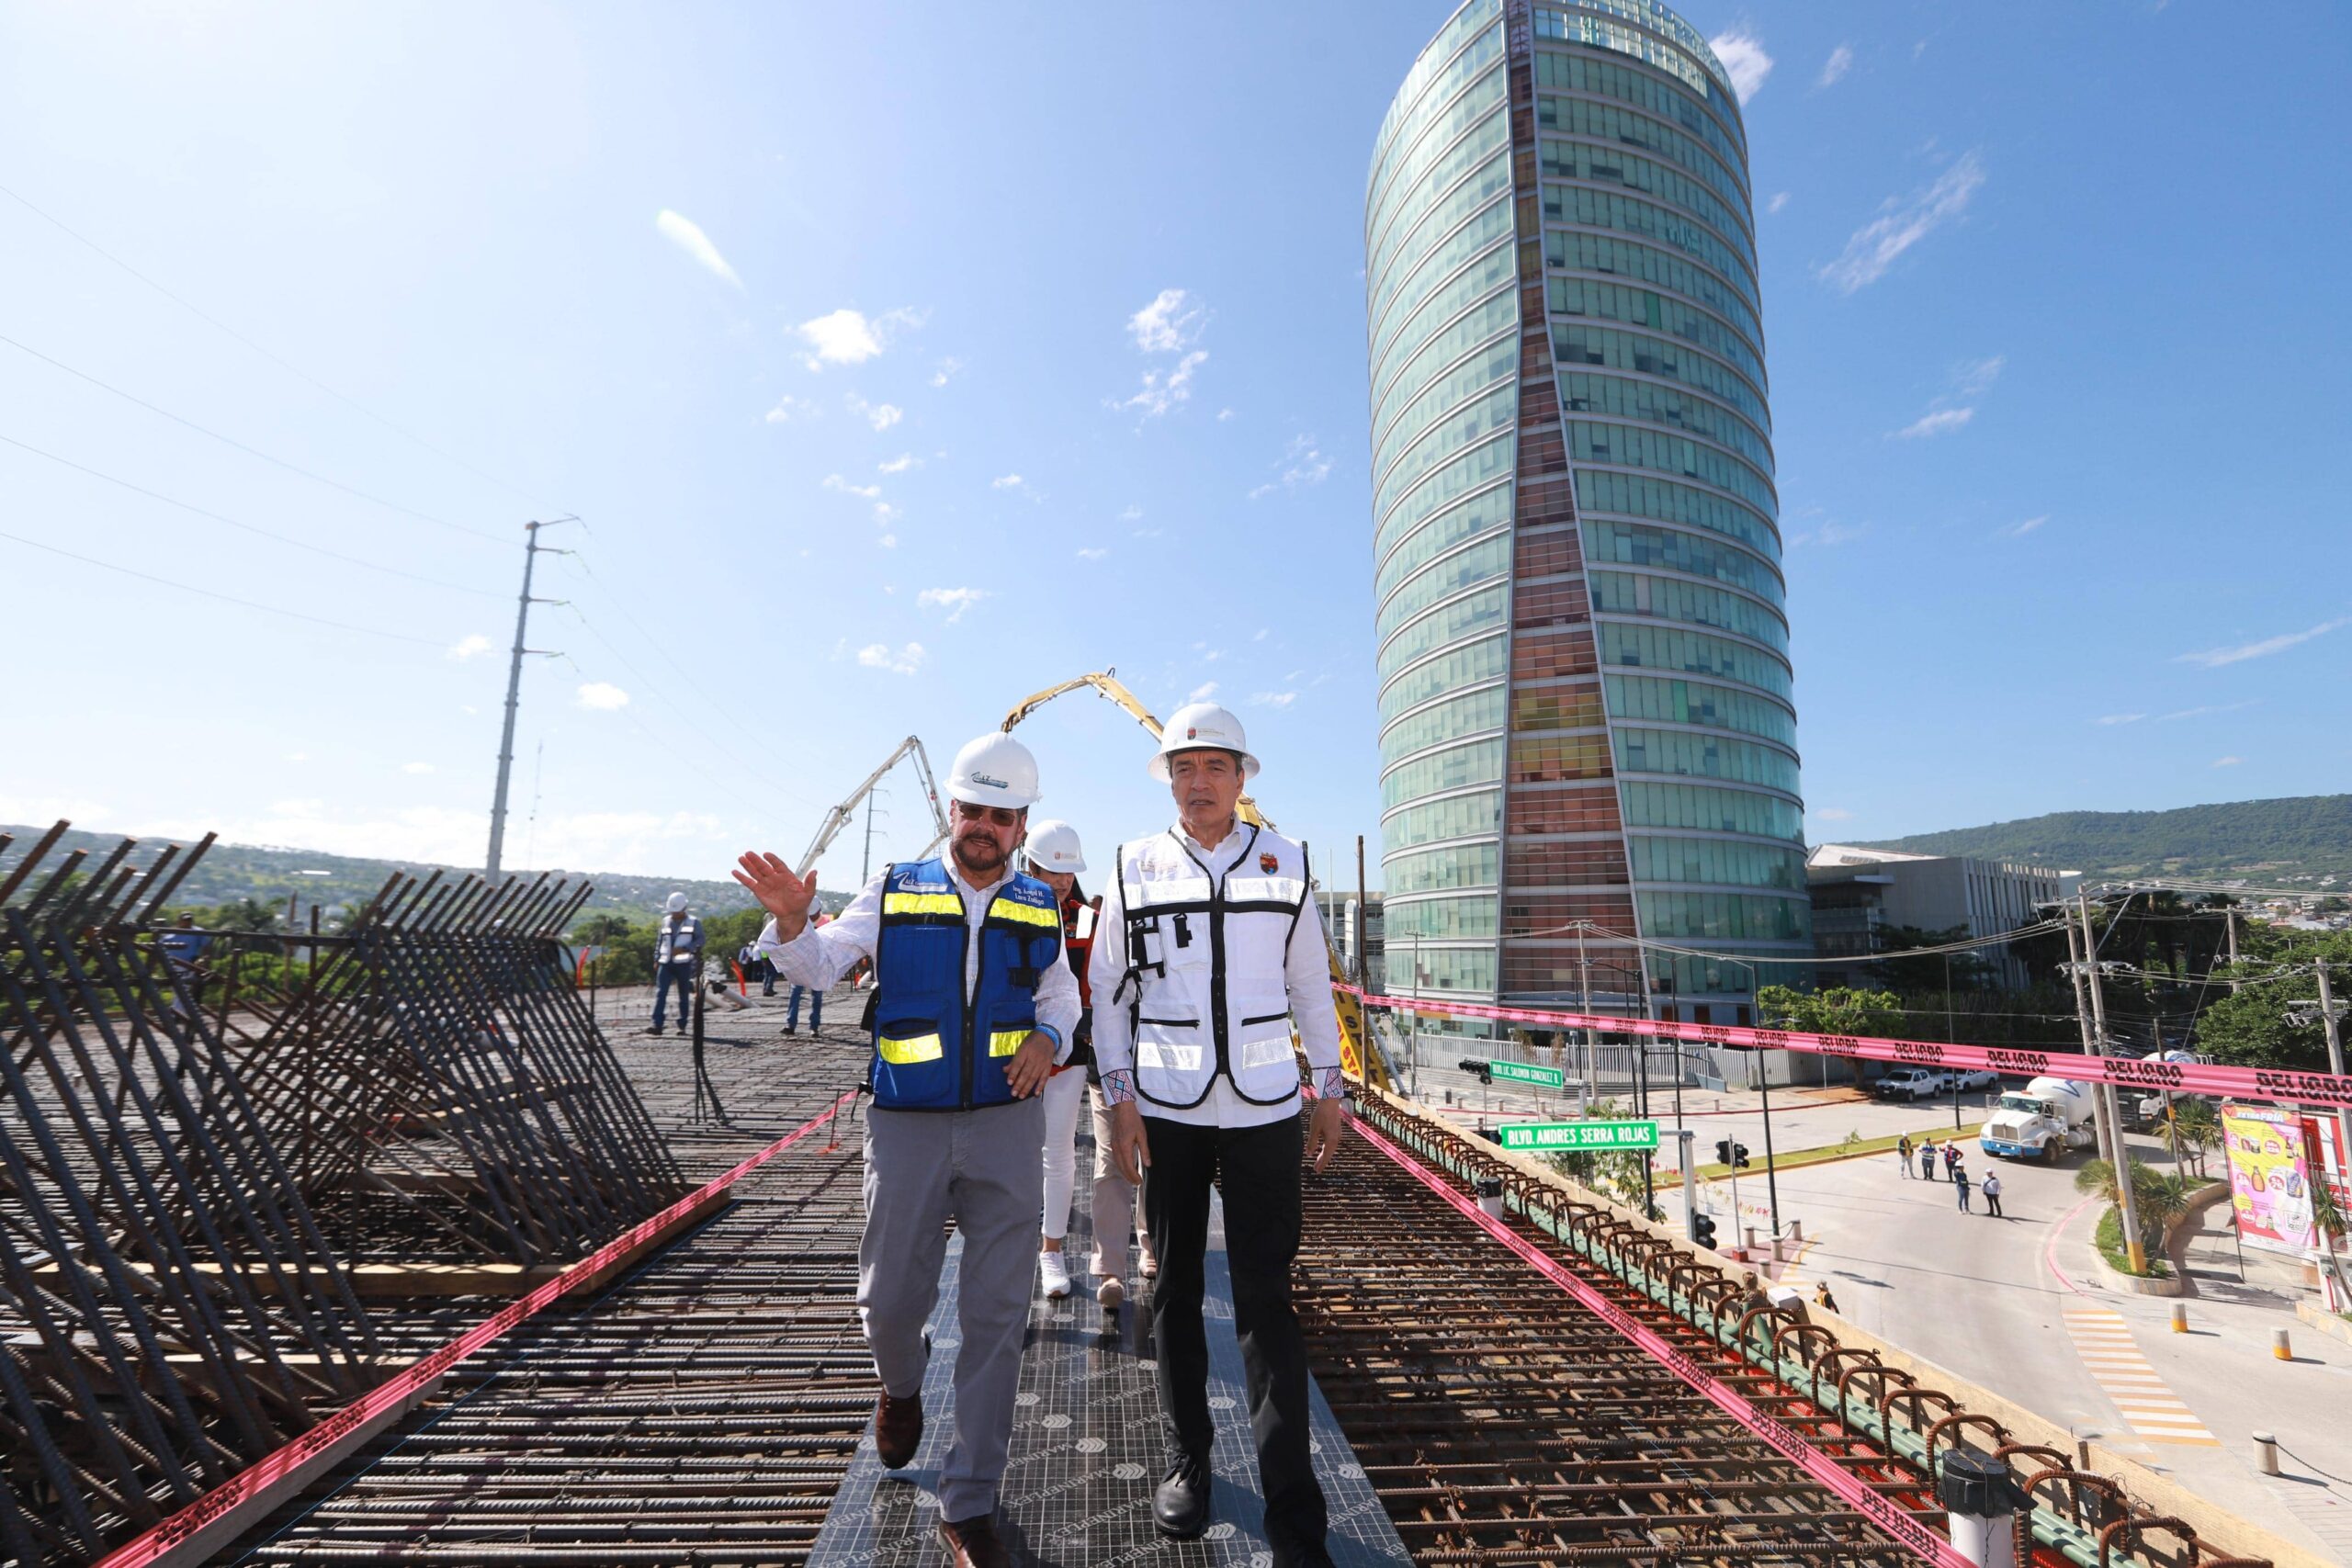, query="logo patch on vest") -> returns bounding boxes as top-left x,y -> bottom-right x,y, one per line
1260,852 -> 1279,873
